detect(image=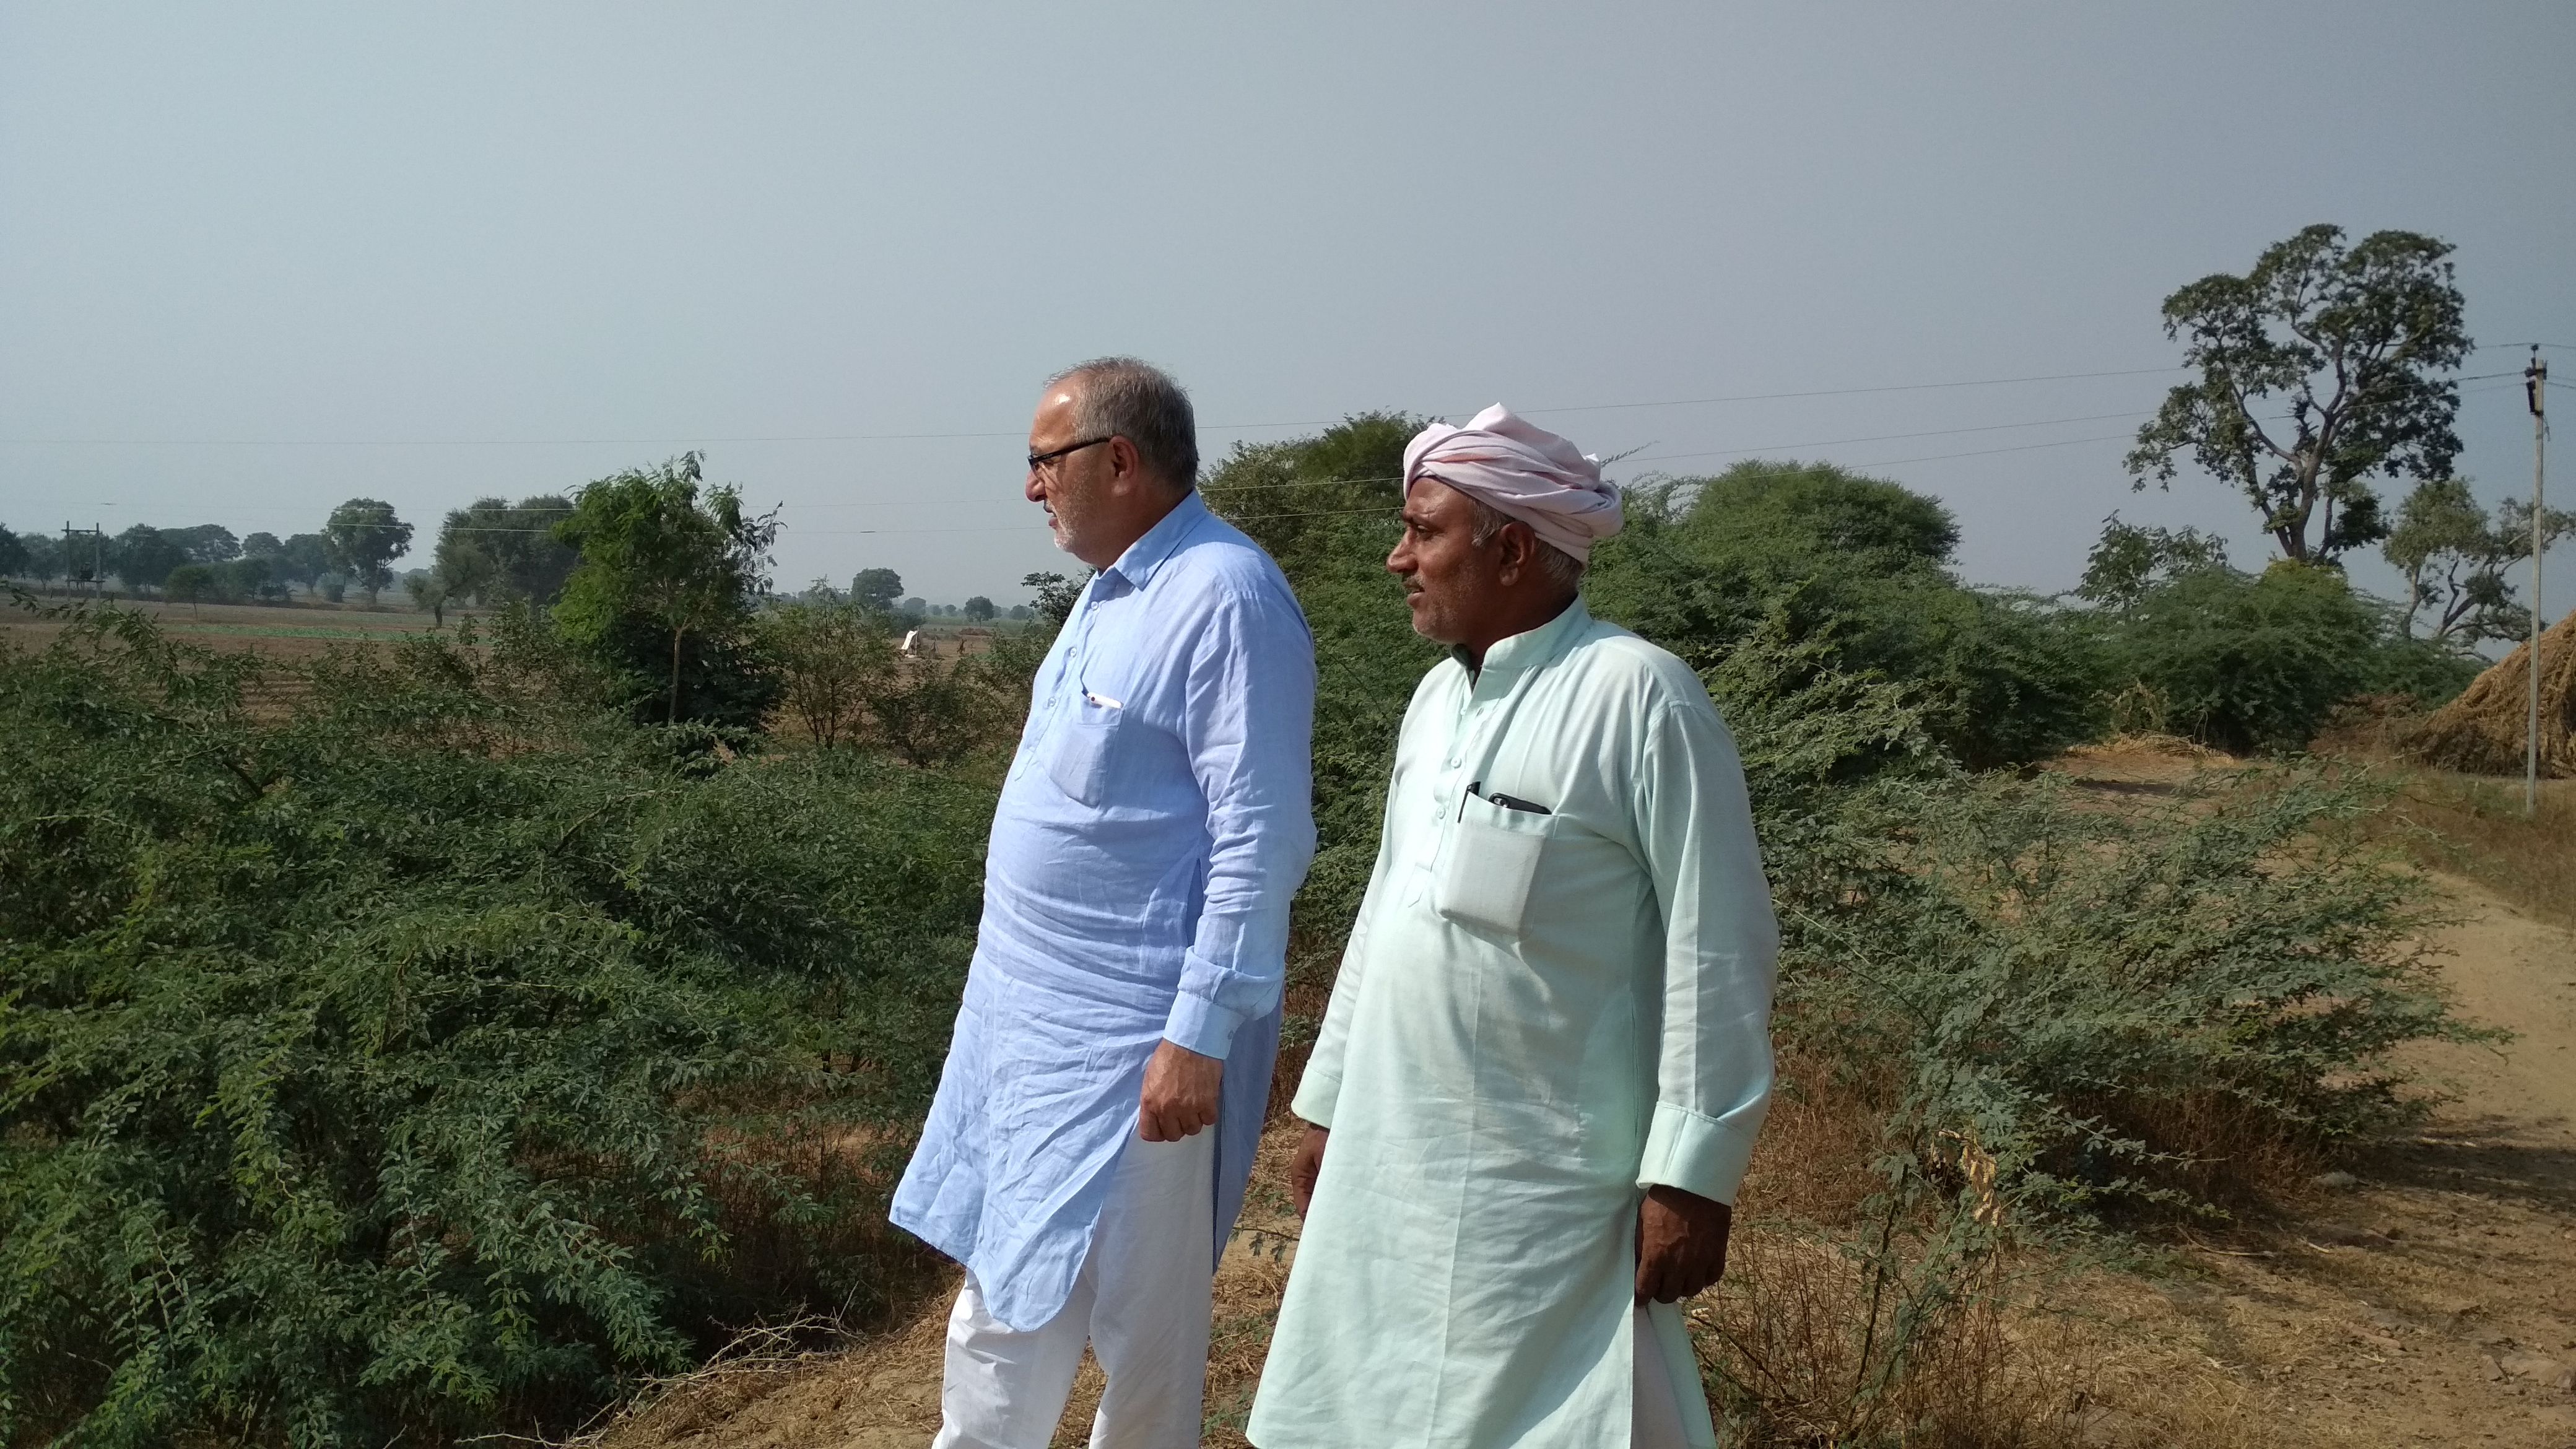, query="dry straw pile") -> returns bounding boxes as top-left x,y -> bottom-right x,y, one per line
2403,608 -> 2576,777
